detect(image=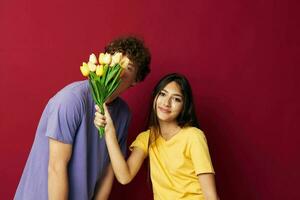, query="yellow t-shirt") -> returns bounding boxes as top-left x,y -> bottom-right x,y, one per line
130,126 -> 215,200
